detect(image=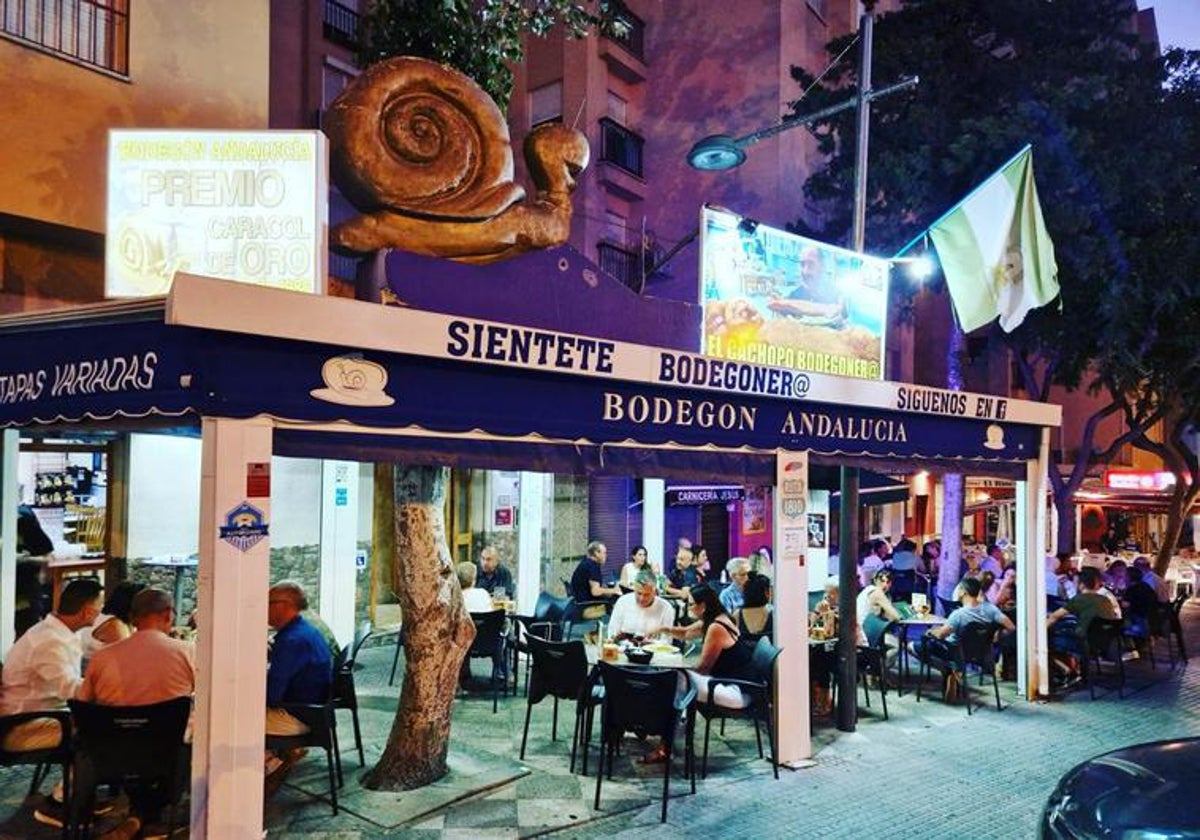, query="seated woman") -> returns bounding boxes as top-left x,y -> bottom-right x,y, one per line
456,561 -> 495,612
656,583 -> 756,702
618,544 -> 657,589
810,576 -> 839,627
733,574 -> 773,639
81,581 -> 146,666
857,569 -> 902,662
